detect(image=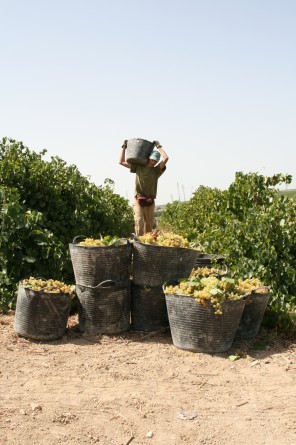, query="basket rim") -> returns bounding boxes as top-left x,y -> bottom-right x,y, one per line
197,253 -> 225,260
164,292 -> 245,304
69,240 -> 131,249
133,240 -> 201,253
18,285 -> 72,299
127,138 -> 153,144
